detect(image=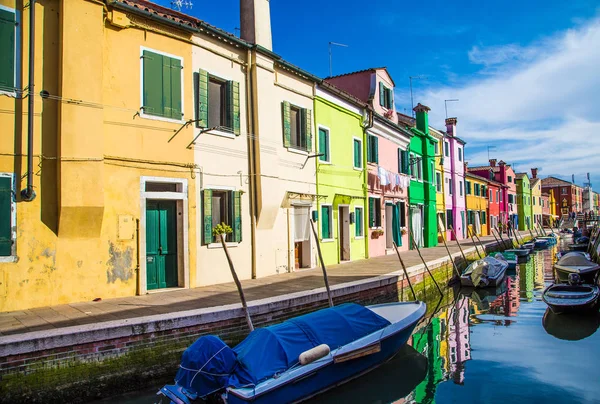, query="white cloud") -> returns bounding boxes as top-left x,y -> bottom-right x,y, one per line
421,17 -> 600,184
